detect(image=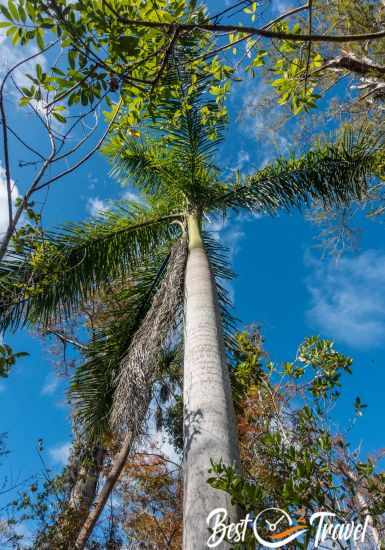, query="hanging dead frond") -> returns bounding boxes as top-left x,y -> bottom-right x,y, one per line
110,235 -> 187,439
